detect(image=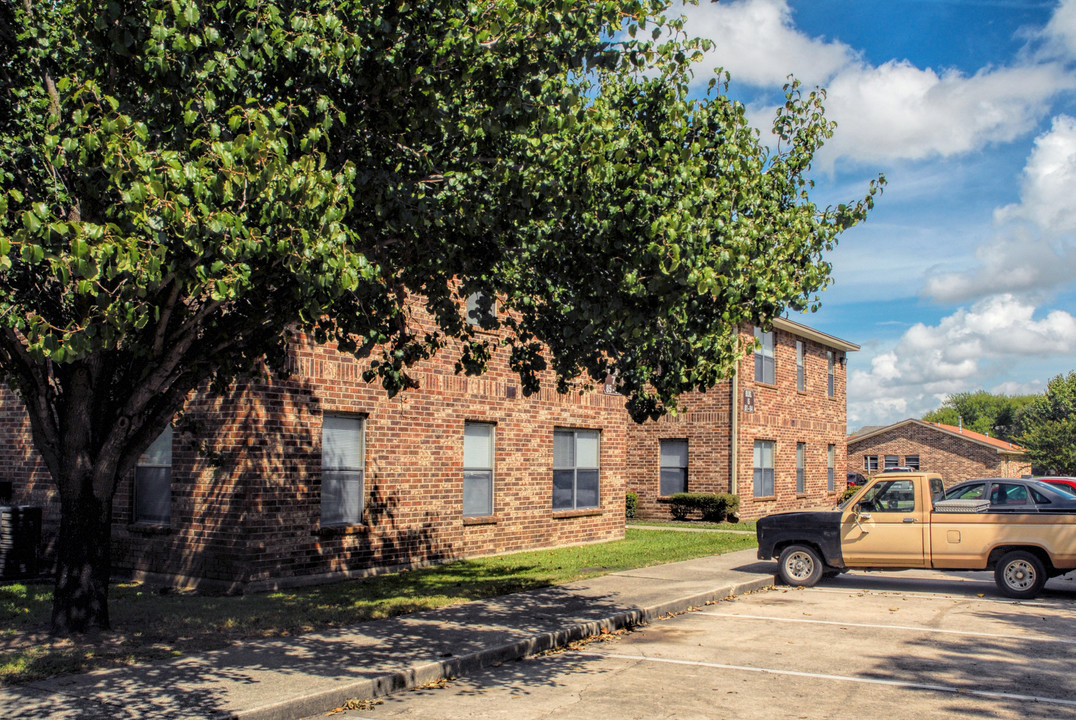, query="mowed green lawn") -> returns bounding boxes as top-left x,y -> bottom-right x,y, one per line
0,527 -> 755,684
